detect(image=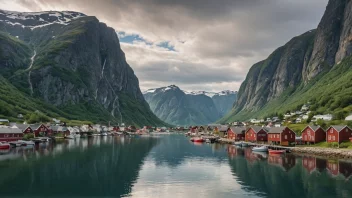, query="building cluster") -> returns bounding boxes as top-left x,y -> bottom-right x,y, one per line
188,124 -> 352,146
